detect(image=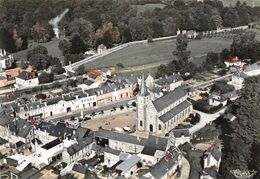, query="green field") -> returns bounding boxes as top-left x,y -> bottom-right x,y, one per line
84,37 -> 233,70
13,38 -> 63,61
